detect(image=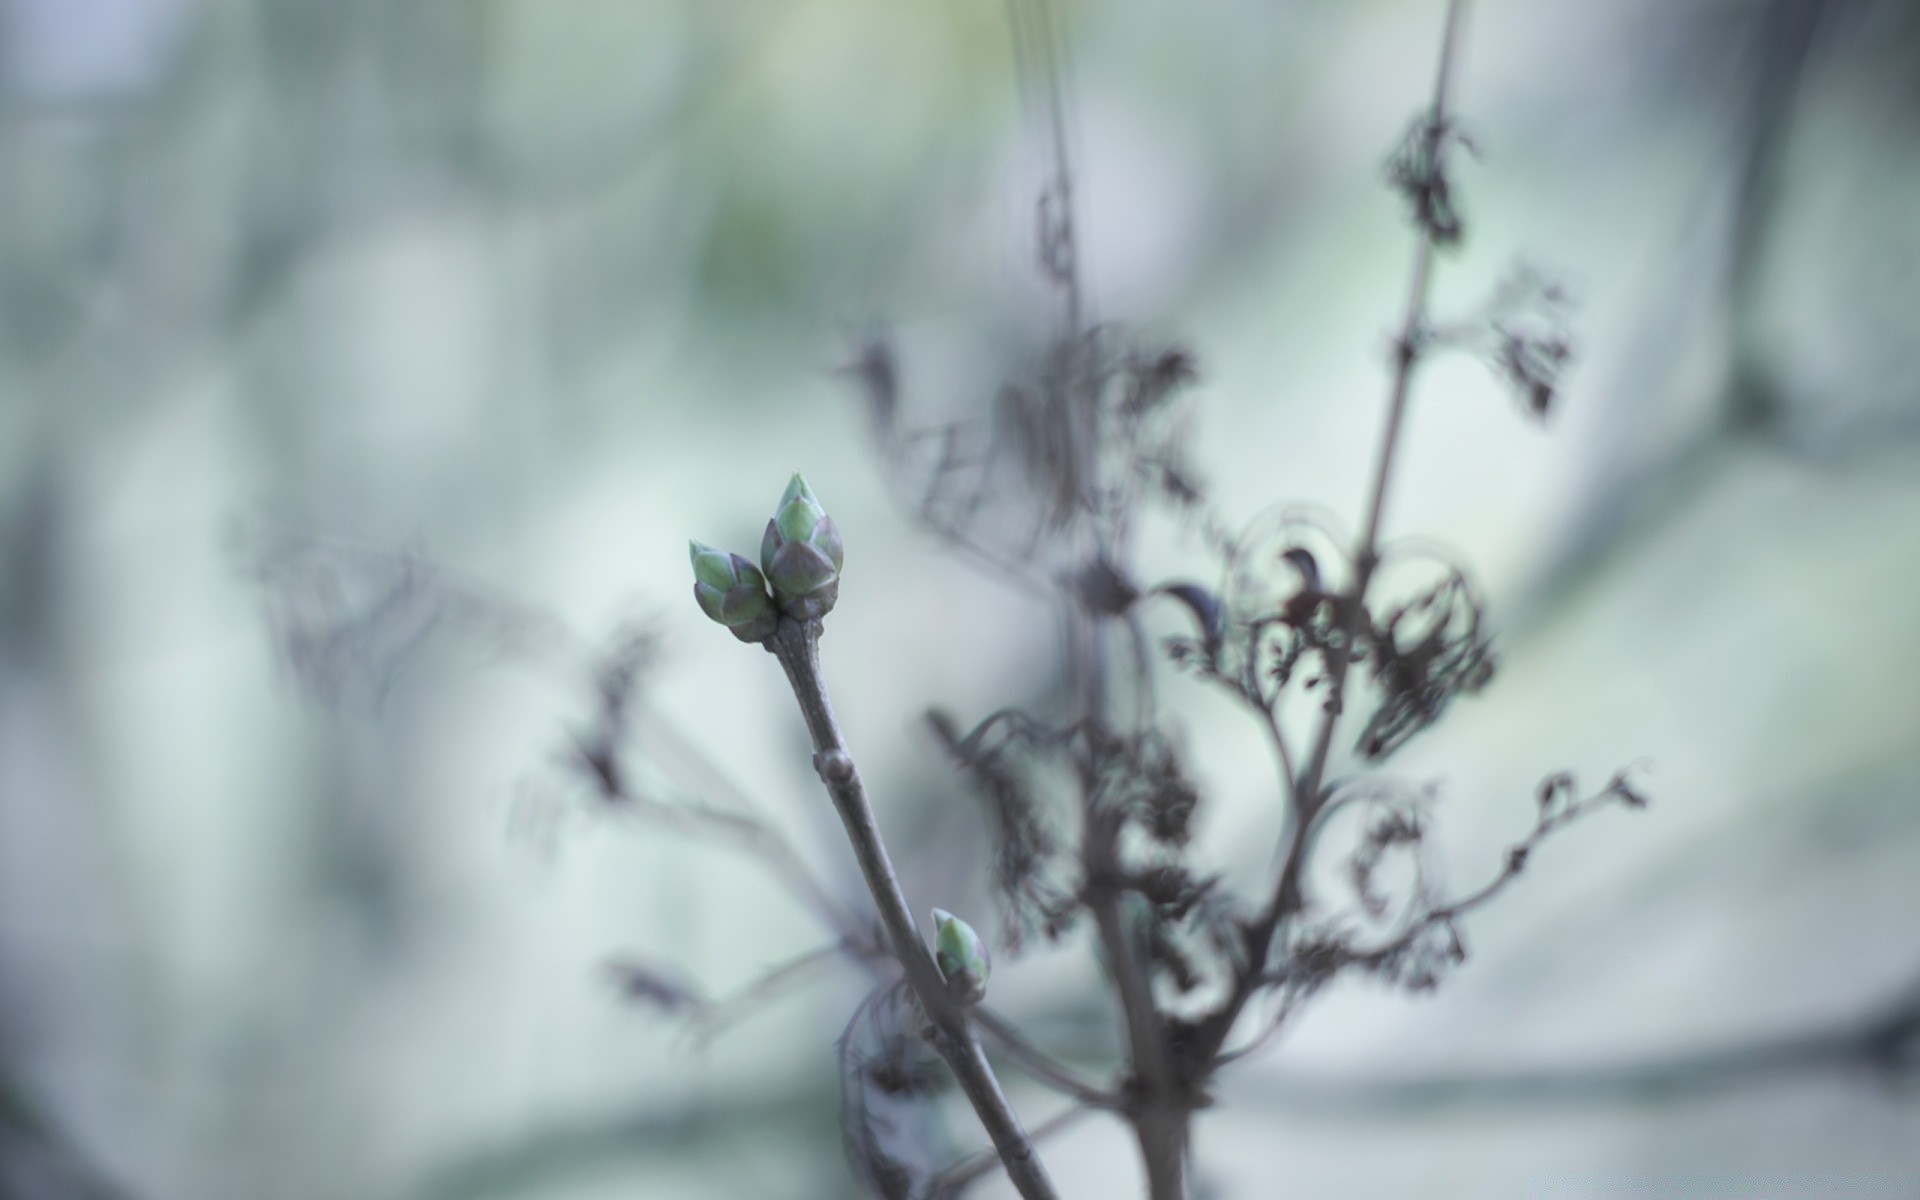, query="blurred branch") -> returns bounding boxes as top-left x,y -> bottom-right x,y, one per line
409,1085 -> 845,1200
575,733 -> 866,943
609,939 -> 885,1043
1722,0 -> 1835,434
412,967 -> 1920,1200
971,1006 -> 1118,1109
1195,0 -> 1473,1070
0,1069 -> 139,1200
924,1102 -> 1096,1200
1236,970 -> 1920,1116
